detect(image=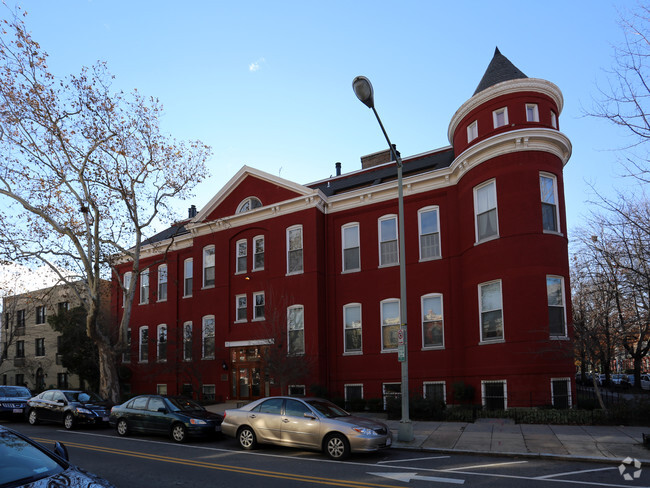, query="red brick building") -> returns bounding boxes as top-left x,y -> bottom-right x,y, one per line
113,48 -> 574,409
